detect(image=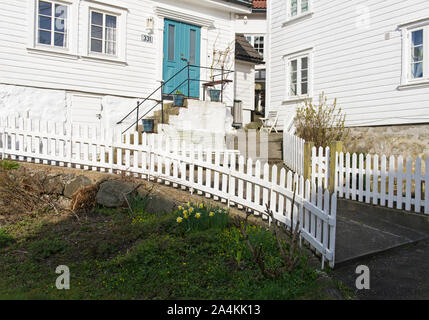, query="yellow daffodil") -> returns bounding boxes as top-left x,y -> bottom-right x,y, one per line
183,210 -> 188,215
184,213 -> 188,219
187,202 -> 191,207
195,213 -> 201,219
209,212 -> 214,217
177,217 -> 183,223
189,207 -> 194,213
199,203 -> 204,209
178,206 -> 183,211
